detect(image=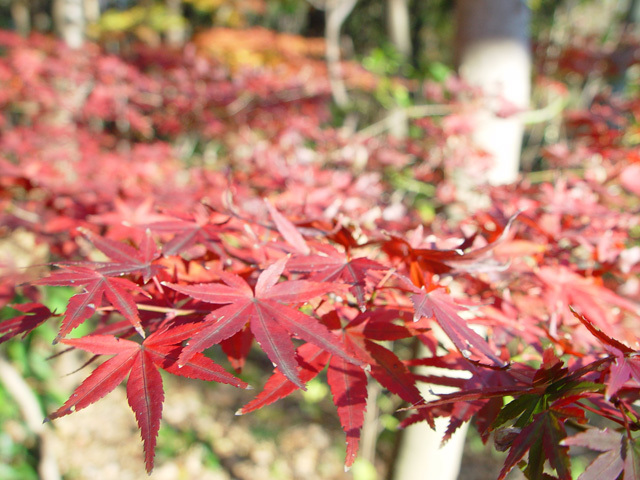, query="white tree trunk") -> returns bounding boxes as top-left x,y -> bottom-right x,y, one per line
53,0 -> 86,49
456,0 -> 531,185
386,0 -> 411,138
387,0 -> 412,58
